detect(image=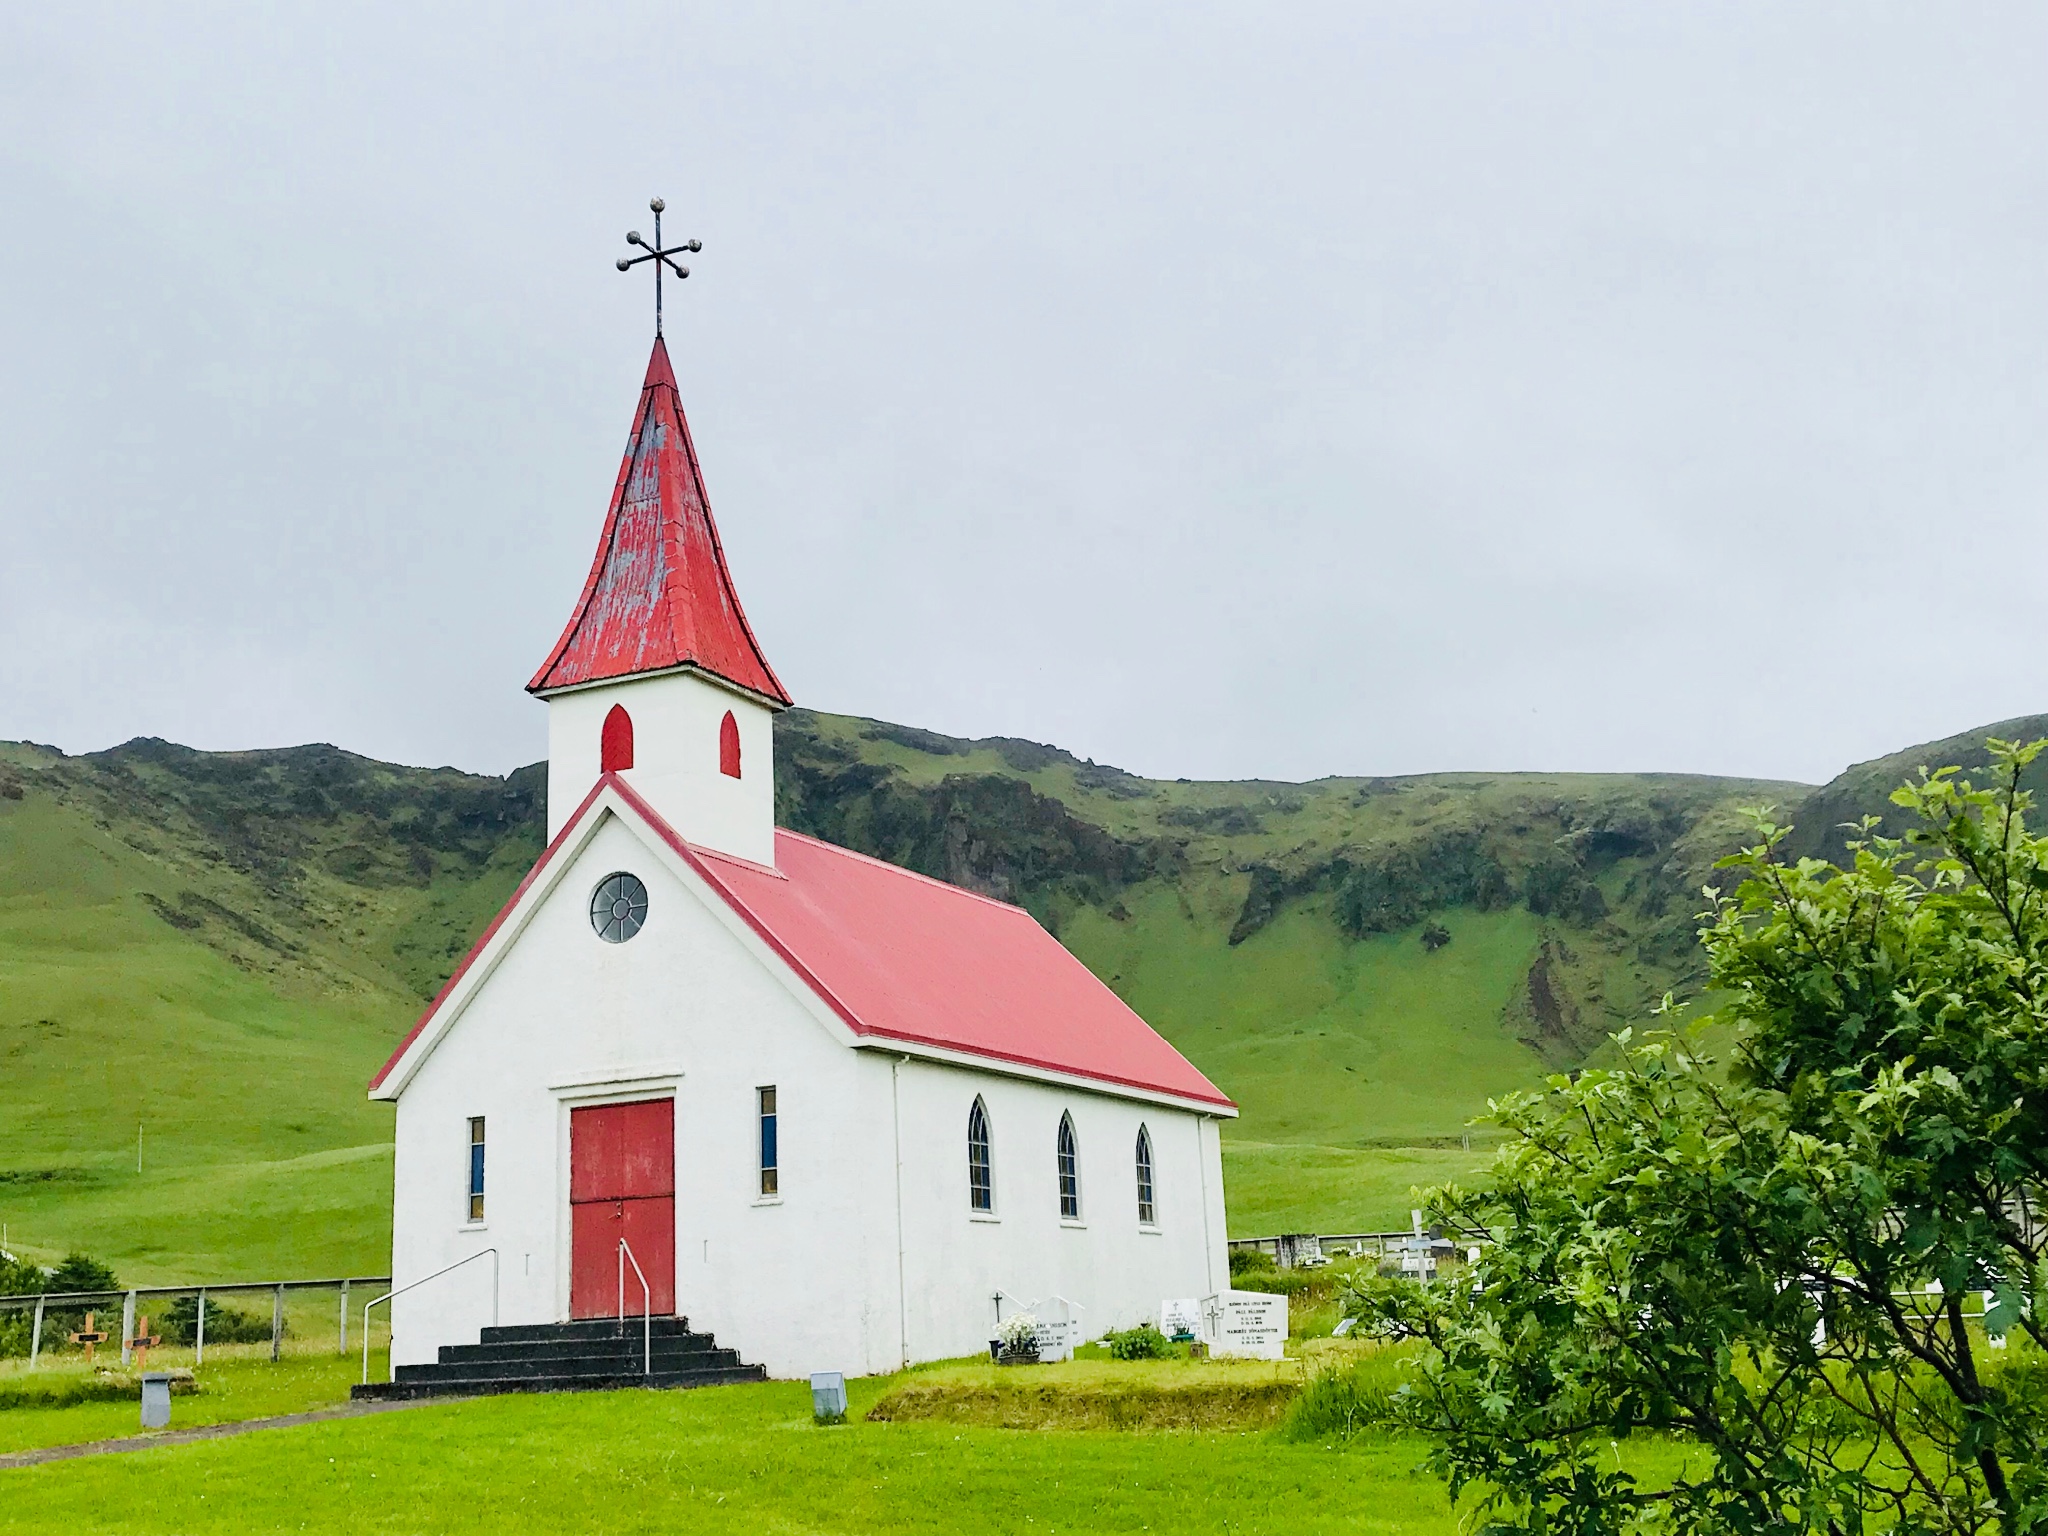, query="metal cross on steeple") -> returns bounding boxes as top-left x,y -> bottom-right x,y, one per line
615,198 -> 701,337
